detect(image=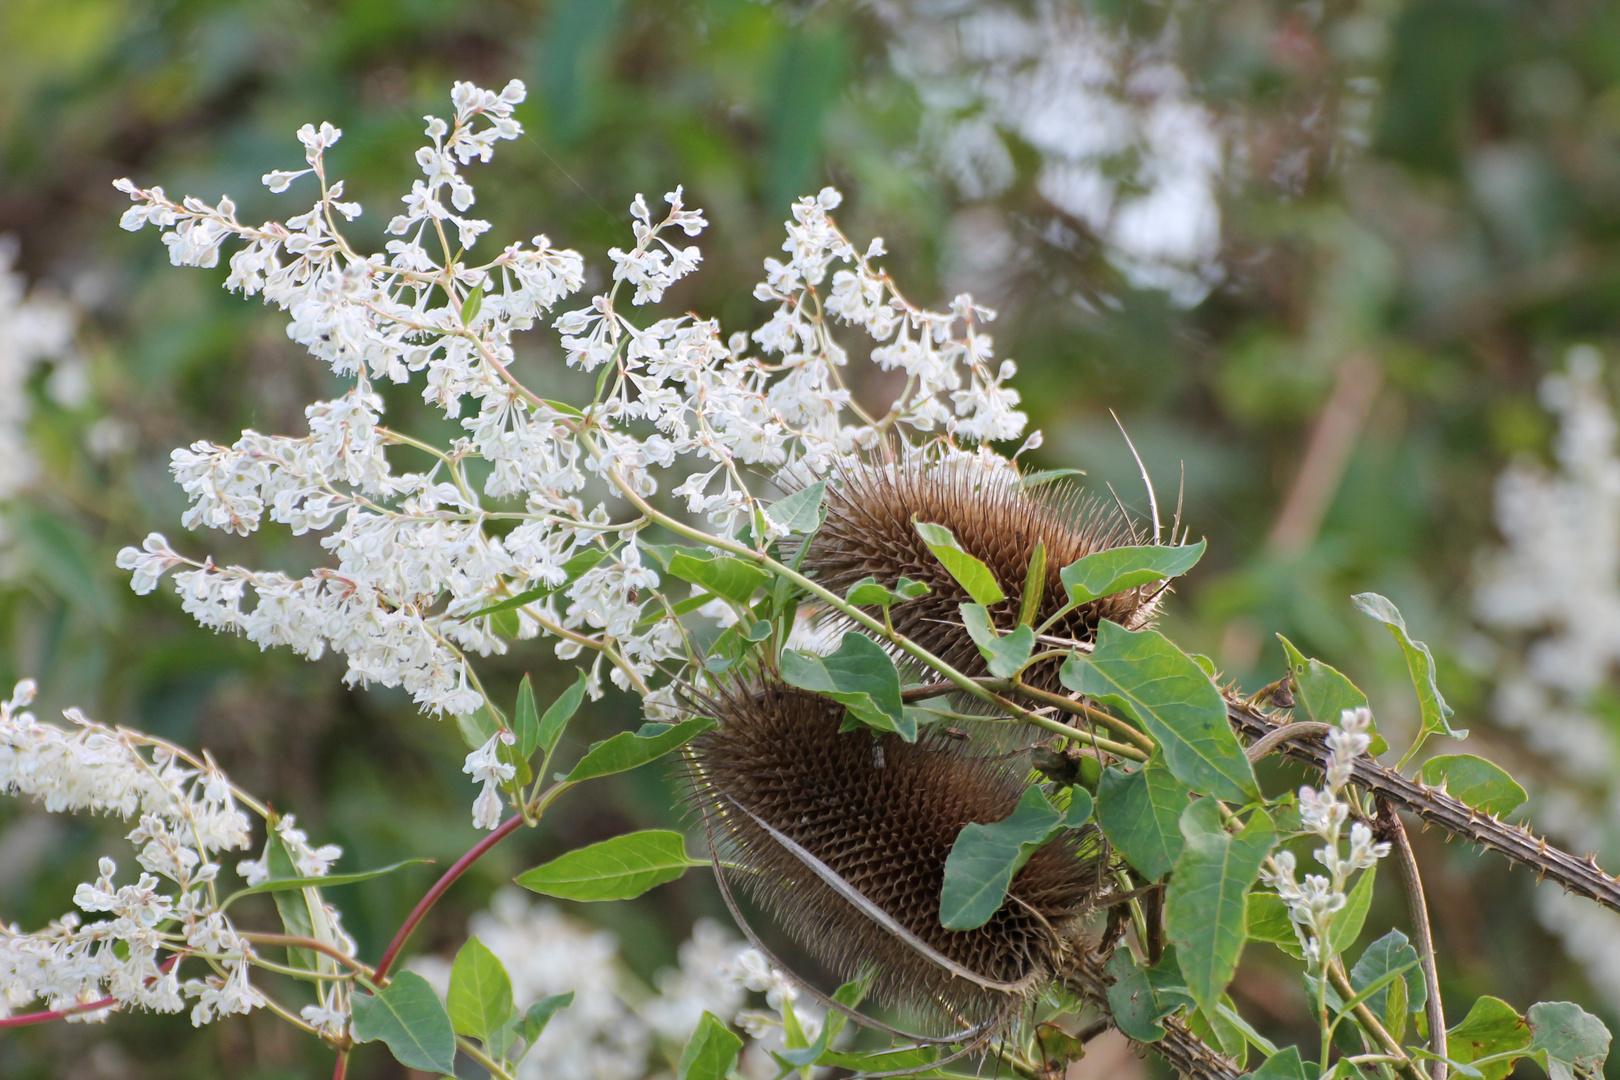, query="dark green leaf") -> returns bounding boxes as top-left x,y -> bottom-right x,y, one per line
961,603 -> 1036,678
516,830 -> 701,901
221,859 -> 431,910
915,521 -> 1005,605
679,1011 -> 744,1080
1352,593 -> 1466,761
1449,997 -> 1530,1080
1250,1046 -> 1312,1080
1097,755 -> 1190,880
1351,930 -> 1425,1040
1165,800 -> 1277,1015
668,552 -> 768,606
1059,540 -> 1207,605
351,971 -> 457,1075
1528,1001 -> 1611,1080
1019,542 -> 1047,627
539,669 -> 589,760
1062,622 -> 1259,802
768,481 -> 827,534
1063,787 -> 1094,827
1104,947 -> 1195,1042
514,675 -> 541,760
1246,892 -> 1305,959
448,936 -> 513,1043
1328,865 -> 1377,957
516,991 -> 575,1047
266,830 -> 317,972
781,632 -> 912,740
1419,755 -> 1527,818
565,716 -> 715,782
940,786 -> 1064,930
1276,635 -> 1387,757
